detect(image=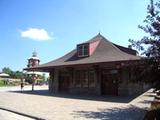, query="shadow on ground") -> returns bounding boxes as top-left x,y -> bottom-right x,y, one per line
71,105 -> 147,120
10,90 -> 139,103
